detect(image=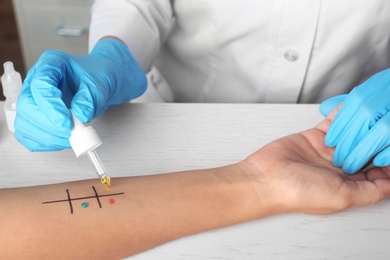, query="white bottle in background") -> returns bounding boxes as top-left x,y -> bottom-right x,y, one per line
1,61 -> 22,132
